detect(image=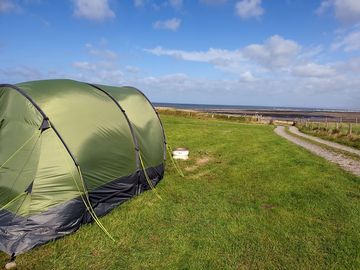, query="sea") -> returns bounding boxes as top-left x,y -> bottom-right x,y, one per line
153,102 -> 359,113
